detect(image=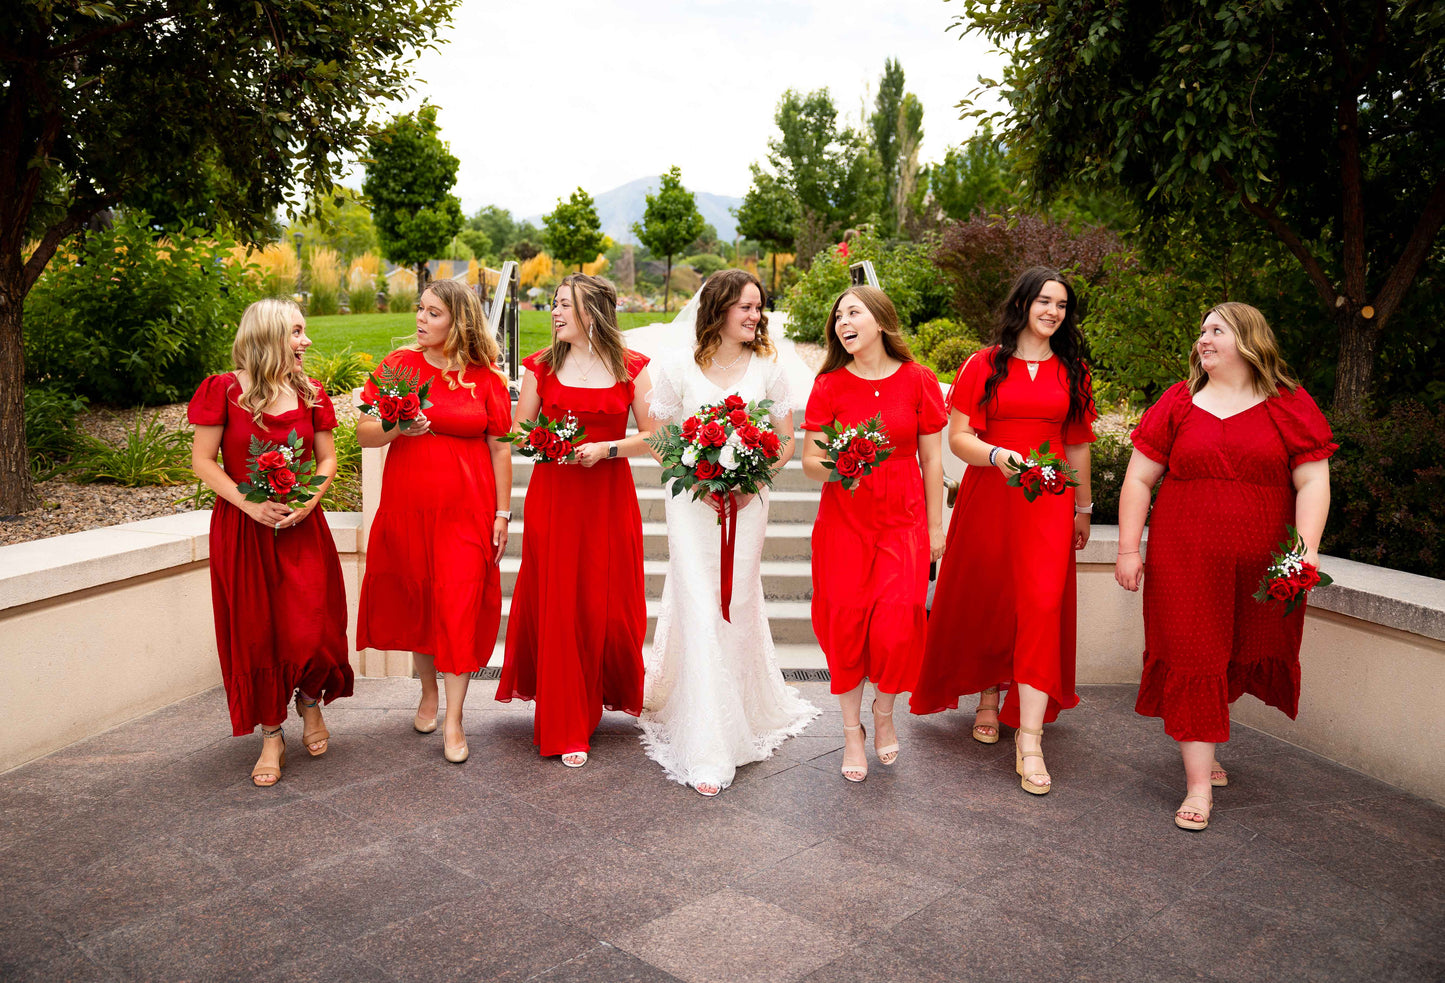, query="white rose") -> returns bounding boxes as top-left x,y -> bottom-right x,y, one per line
719,444 -> 740,471
681,446 -> 699,467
